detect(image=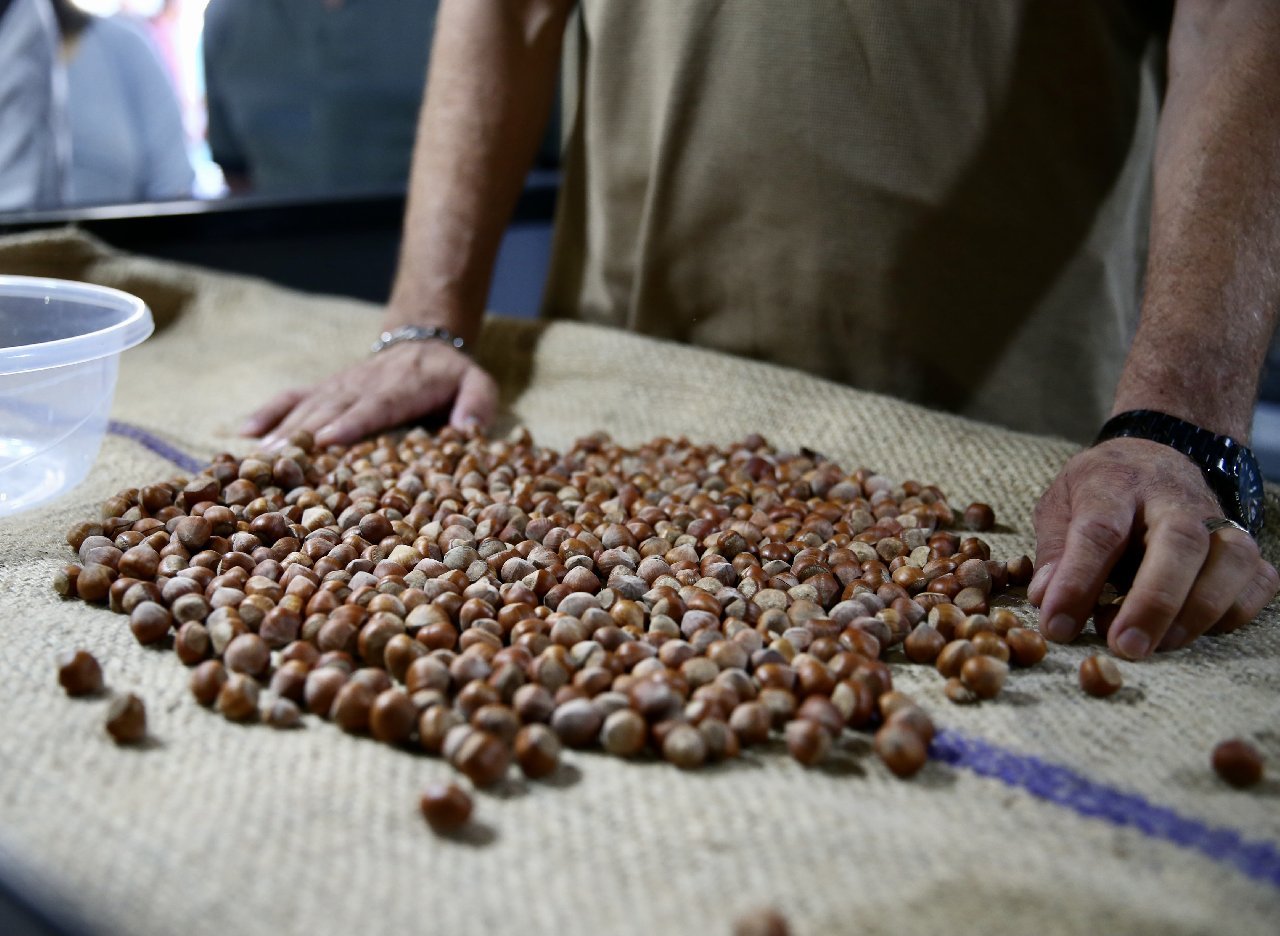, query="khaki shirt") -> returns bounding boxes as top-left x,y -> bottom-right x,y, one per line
544,1 -> 1170,443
